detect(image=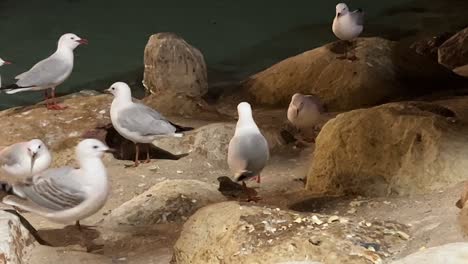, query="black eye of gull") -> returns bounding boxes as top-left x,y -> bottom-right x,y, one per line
93,145 -> 99,149
38,145 -> 41,149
